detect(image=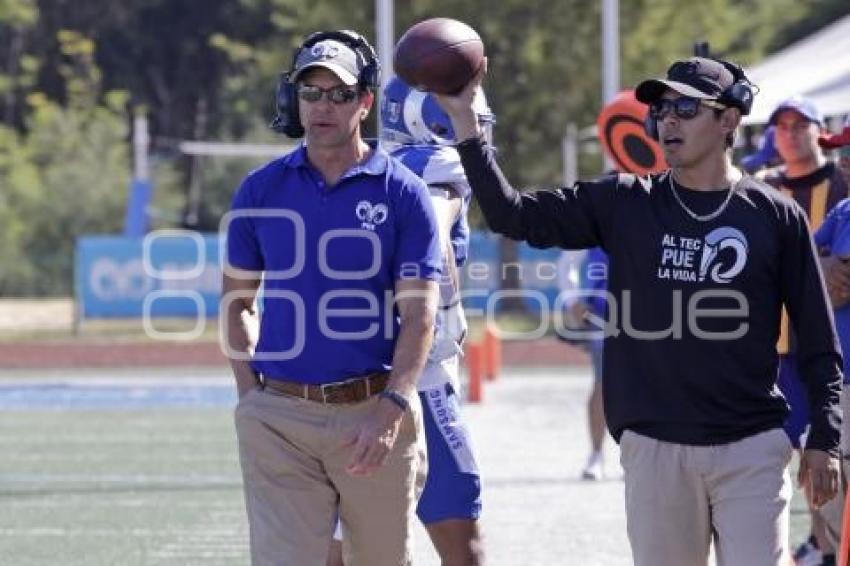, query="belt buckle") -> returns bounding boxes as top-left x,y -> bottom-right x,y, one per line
320,376 -> 369,404
319,382 -> 339,404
